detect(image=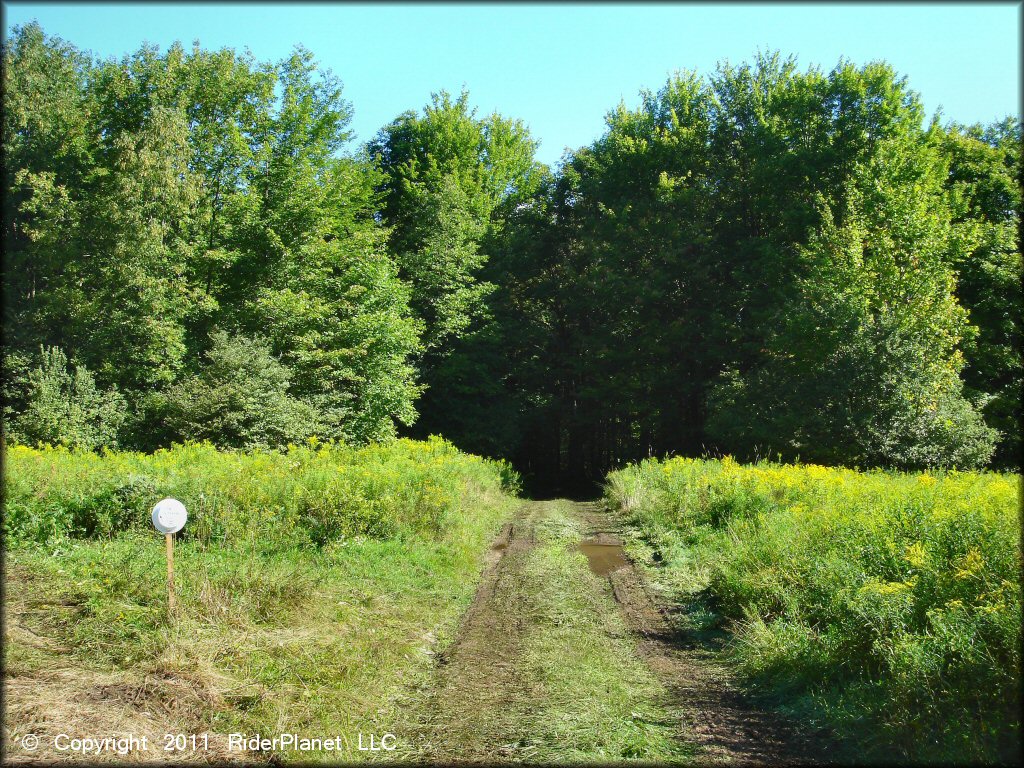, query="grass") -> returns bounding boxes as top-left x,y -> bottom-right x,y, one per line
516,502 -> 687,762
3,437 -> 519,762
389,499 -> 689,764
605,456 -> 1021,764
